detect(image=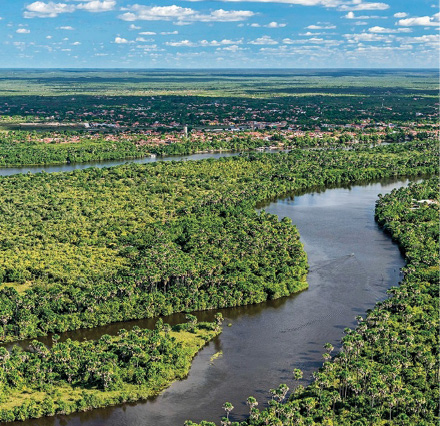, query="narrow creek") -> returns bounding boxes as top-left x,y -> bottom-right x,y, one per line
9,172 -> 416,426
